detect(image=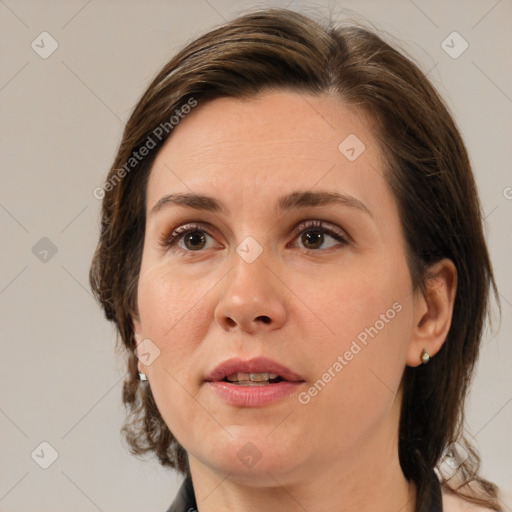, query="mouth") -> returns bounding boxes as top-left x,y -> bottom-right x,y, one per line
223,372 -> 283,386
205,357 -> 304,385
204,357 -> 305,407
